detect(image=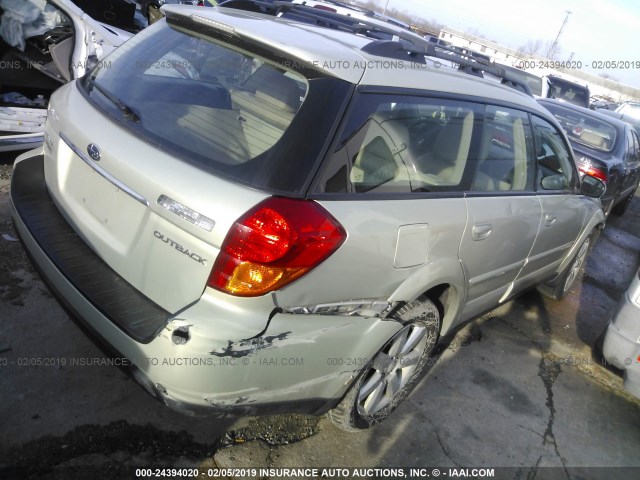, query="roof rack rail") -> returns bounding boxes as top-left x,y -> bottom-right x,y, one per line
363,40 -> 533,96
221,0 -> 405,38
219,0 -> 533,96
